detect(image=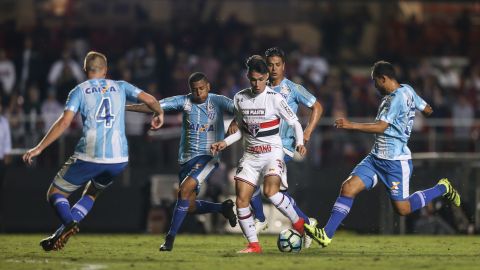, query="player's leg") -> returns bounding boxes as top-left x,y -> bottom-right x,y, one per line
160,176 -> 197,251
235,179 -> 261,253
234,158 -> 262,253
305,155 -> 377,247
250,186 -> 267,226
263,175 -> 304,234
184,156 -> 236,227
389,160 -> 460,216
